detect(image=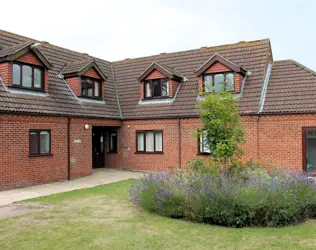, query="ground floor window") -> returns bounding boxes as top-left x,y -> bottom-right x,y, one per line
198,130 -> 211,154
109,131 -> 117,153
29,130 -> 51,156
136,130 -> 163,153
304,128 -> 316,173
